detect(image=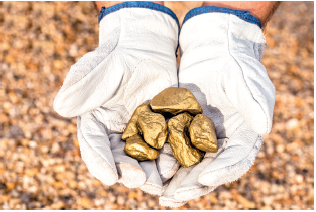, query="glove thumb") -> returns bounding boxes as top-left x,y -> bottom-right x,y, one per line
54,34 -> 122,117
